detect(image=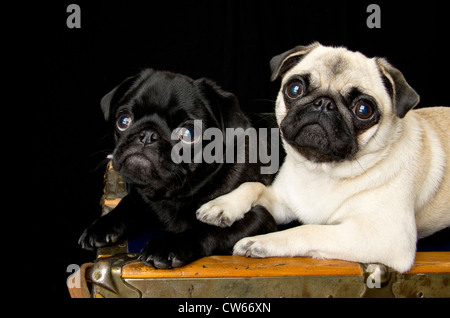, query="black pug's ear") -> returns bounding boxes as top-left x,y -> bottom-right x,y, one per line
376,58 -> 420,118
100,76 -> 138,121
270,42 -> 320,81
194,79 -> 251,135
